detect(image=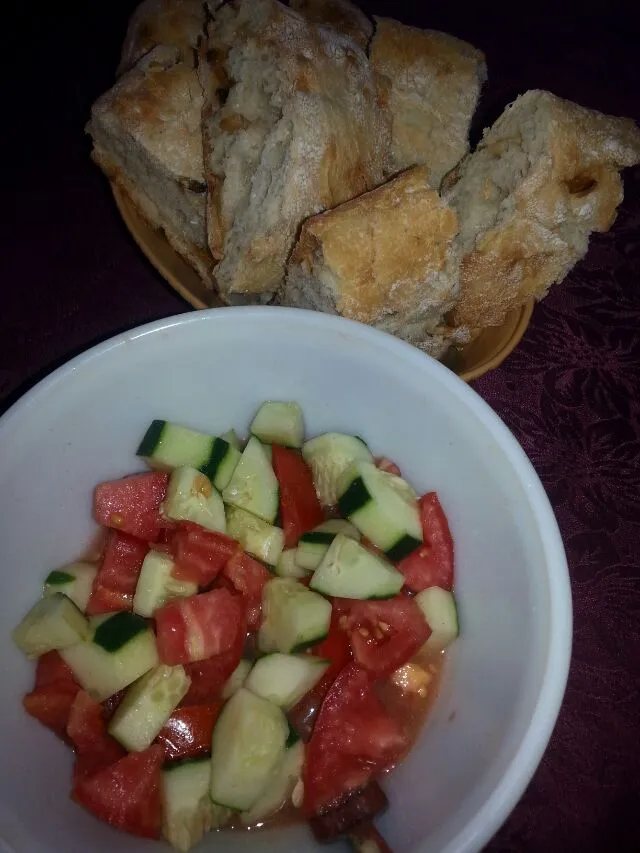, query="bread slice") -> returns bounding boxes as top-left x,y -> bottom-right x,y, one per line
288,0 -> 373,50
201,0 -> 389,303
443,89 -> 640,329
370,17 -> 486,182
118,0 -> 220,75
280,166 -> 465,357
88,46 -> 212,284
